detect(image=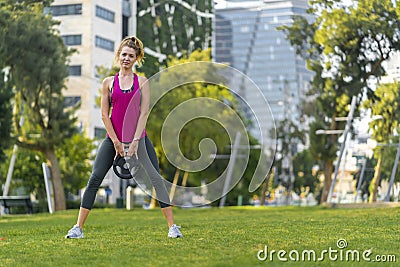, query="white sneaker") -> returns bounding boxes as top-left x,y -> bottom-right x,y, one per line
168,224 -> 183,238
65,224 -> 84,239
